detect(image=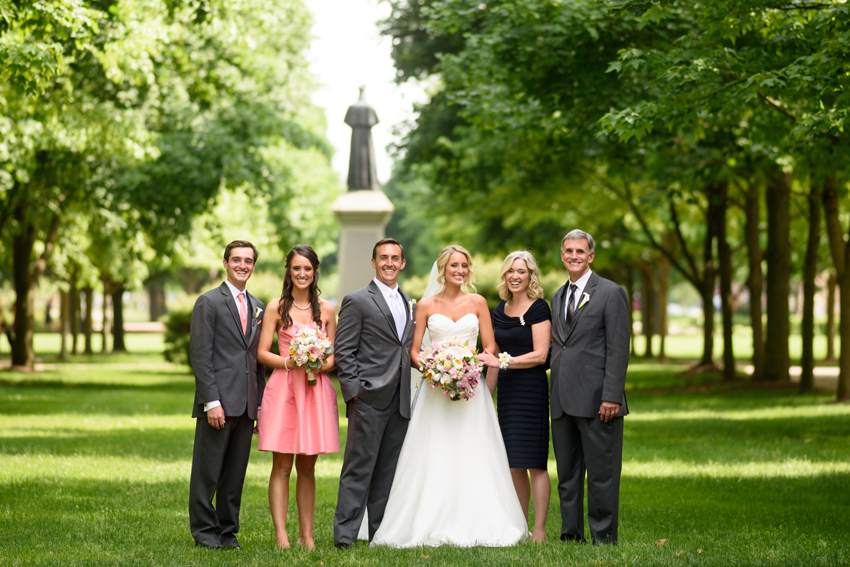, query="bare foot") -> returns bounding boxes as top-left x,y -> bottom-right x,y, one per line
275,534 -> 290,549
531,530 -> 548,543
296,537 -> 316,551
